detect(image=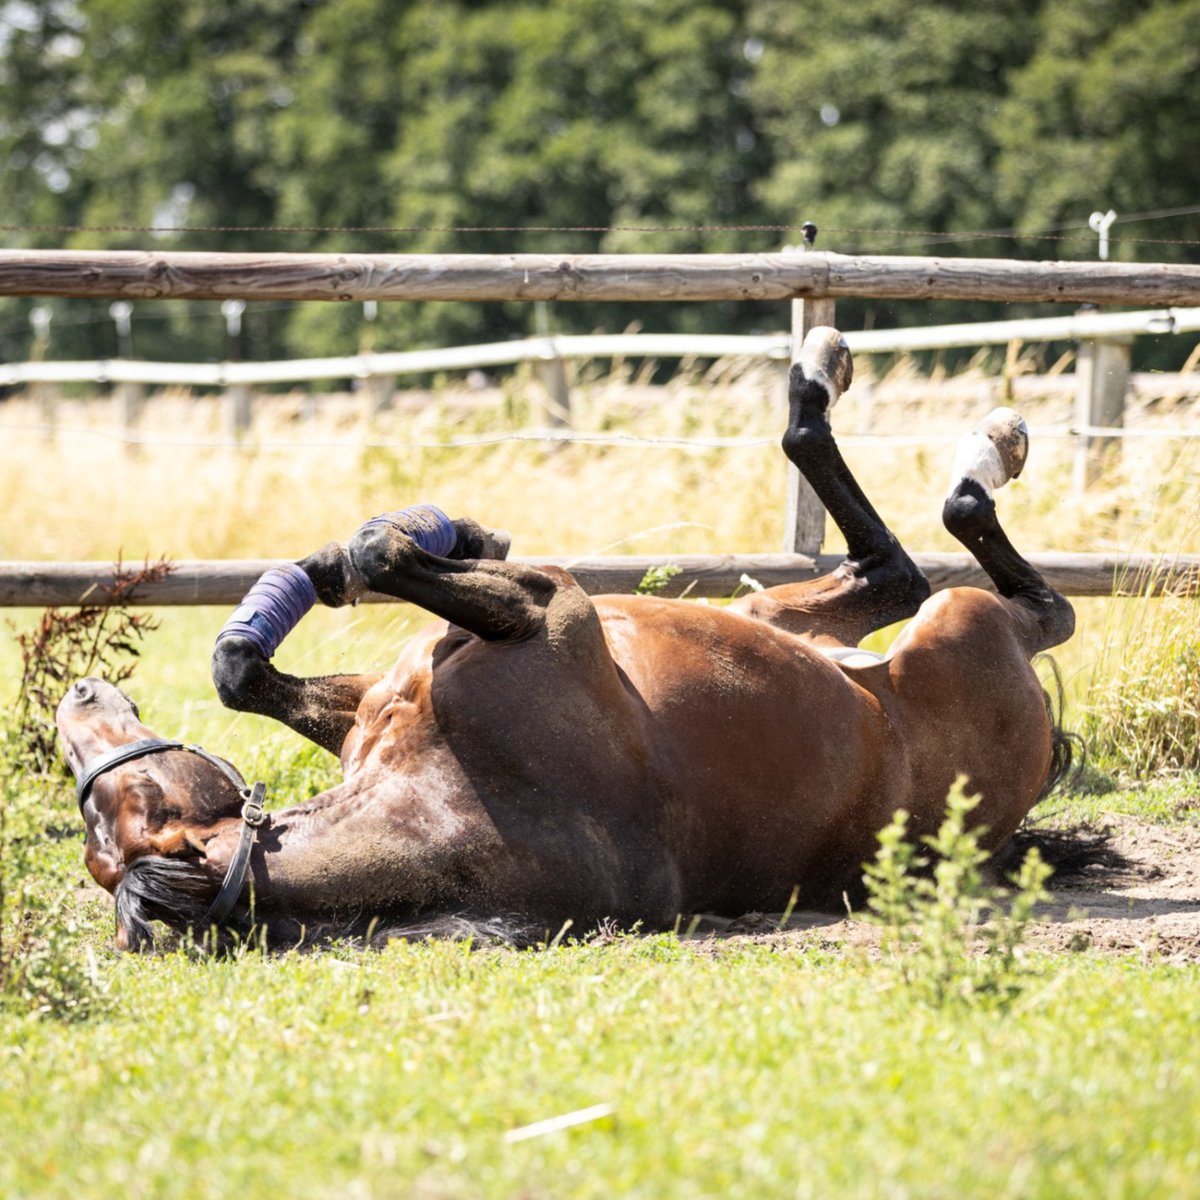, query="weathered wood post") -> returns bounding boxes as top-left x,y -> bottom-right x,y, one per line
221,300 -> 252,438
783,222 -> 832,555
533,301 -> 572,428
1073,313 -> 1131,493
